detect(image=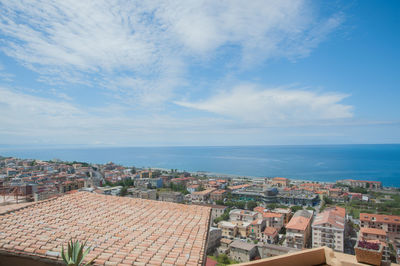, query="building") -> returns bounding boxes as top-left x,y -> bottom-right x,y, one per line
127,188 -> 157,200
359,228 -> 391,262
158,191 -> 184,203
285,210 -> 313,249
219,221 -> 238,239
271,177 -> 290,187
277,190 -> 320,207
193,204 -> 228,224
337,179 -> 382,189
250,219 -> 266,240
210,189 -> 227,202
230,209 -> 261,223
229,240 -> 258,263
312,206 -> 346,252
233,221 -> 252,238
217,238 -> 233,255
207,227 -> 222,253
95,186 -> 122,196
360,213 -> 400,240
257,243 -> 299,258
261,227 -> 279,244
133,177 -> 163,189
191,189 -> 215,203
254,207 -> 284,230
0,191 -> 211,265
272,208 -> 292,224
